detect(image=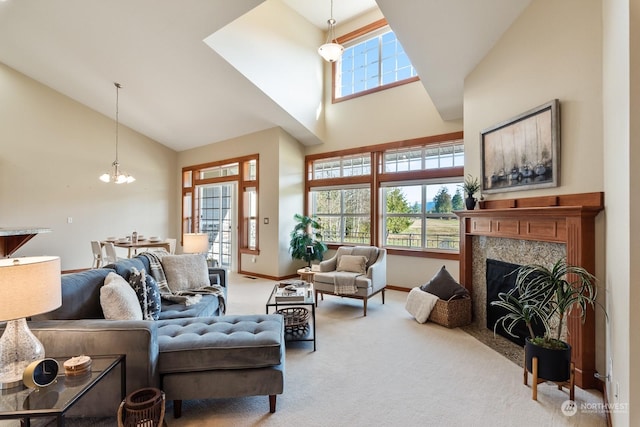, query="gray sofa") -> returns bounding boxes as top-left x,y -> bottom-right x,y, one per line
24,255 -> 285,419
